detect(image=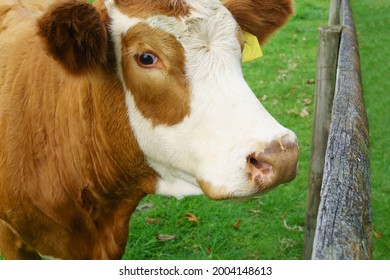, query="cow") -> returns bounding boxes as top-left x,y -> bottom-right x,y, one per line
0,0 -> 298,259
